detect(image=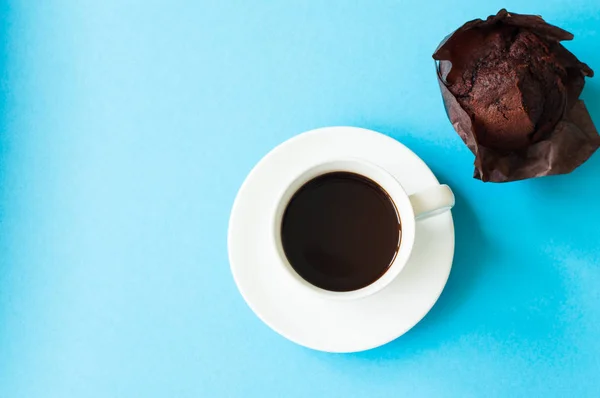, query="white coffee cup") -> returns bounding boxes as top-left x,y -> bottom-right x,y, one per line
272,158 -> 454,300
